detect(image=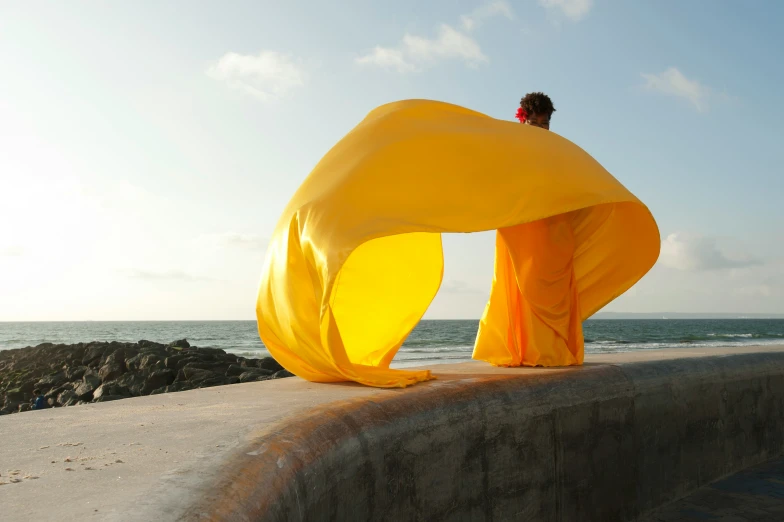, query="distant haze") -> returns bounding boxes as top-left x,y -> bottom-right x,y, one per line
593,313 -> 784,320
